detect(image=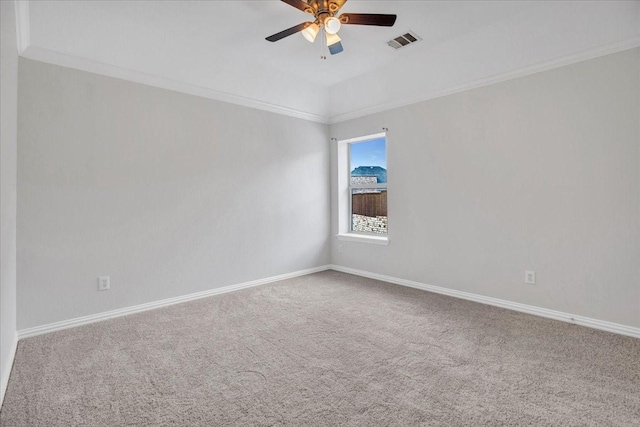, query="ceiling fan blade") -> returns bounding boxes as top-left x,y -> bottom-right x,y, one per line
280,0 -> 314,14
265,22 -> 312,42
339,13 -> 397,27
328,41 -> 344,55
